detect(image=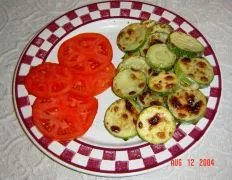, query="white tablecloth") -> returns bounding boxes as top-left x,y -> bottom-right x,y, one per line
0,0 -> 231,179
